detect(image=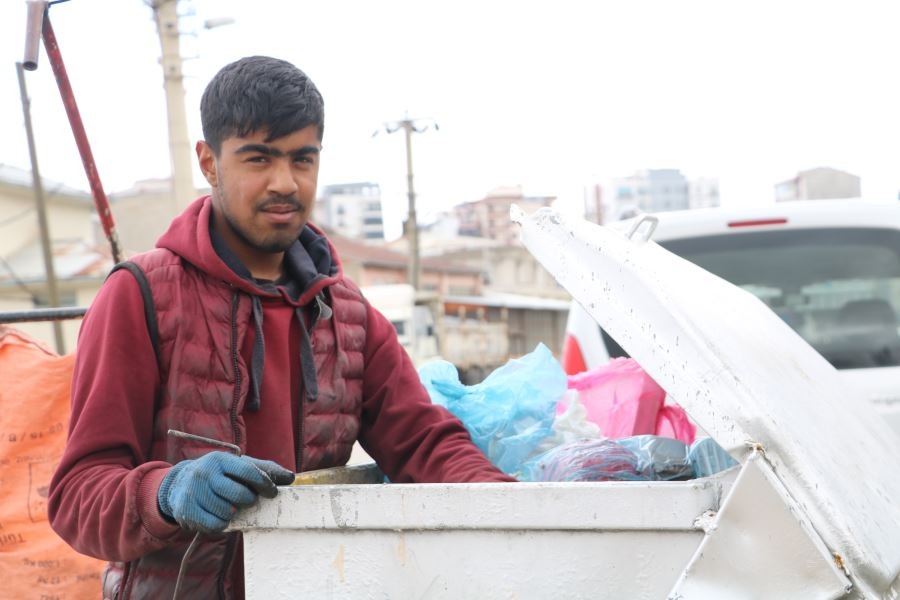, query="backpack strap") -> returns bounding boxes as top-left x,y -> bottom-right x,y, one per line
108,261 -> 161,368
